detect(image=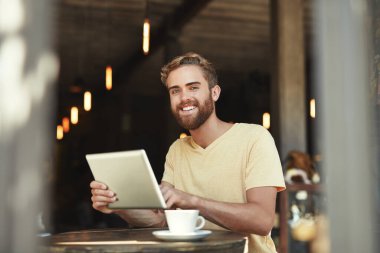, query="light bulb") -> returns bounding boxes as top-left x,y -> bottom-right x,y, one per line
143,18 -> 150,55
263,112 -> 270,129
106,66 -> 112,90
57,125 -> 64,140
310,99 -> 316,118
62,117 -> 70,133
71,106 -> 78,125
84,91 -> 92,111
